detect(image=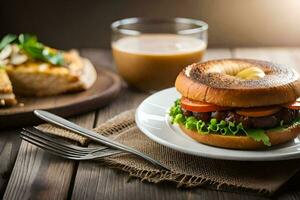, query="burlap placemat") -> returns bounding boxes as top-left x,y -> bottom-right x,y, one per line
37,110 -> 300,195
